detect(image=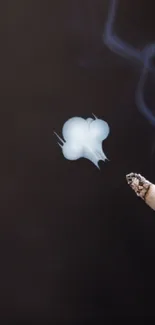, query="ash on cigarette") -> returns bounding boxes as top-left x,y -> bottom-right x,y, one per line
126,172 -> 151,200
